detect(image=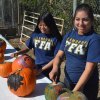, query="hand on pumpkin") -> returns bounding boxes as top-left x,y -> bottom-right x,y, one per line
11,53 -> 18,57
49,70 -> 58,84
